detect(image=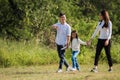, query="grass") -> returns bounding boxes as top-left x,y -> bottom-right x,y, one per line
0,38 -> 120,80
0,38 -> 59,67
0,64 -> 120,80
0,37 -> 120,67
